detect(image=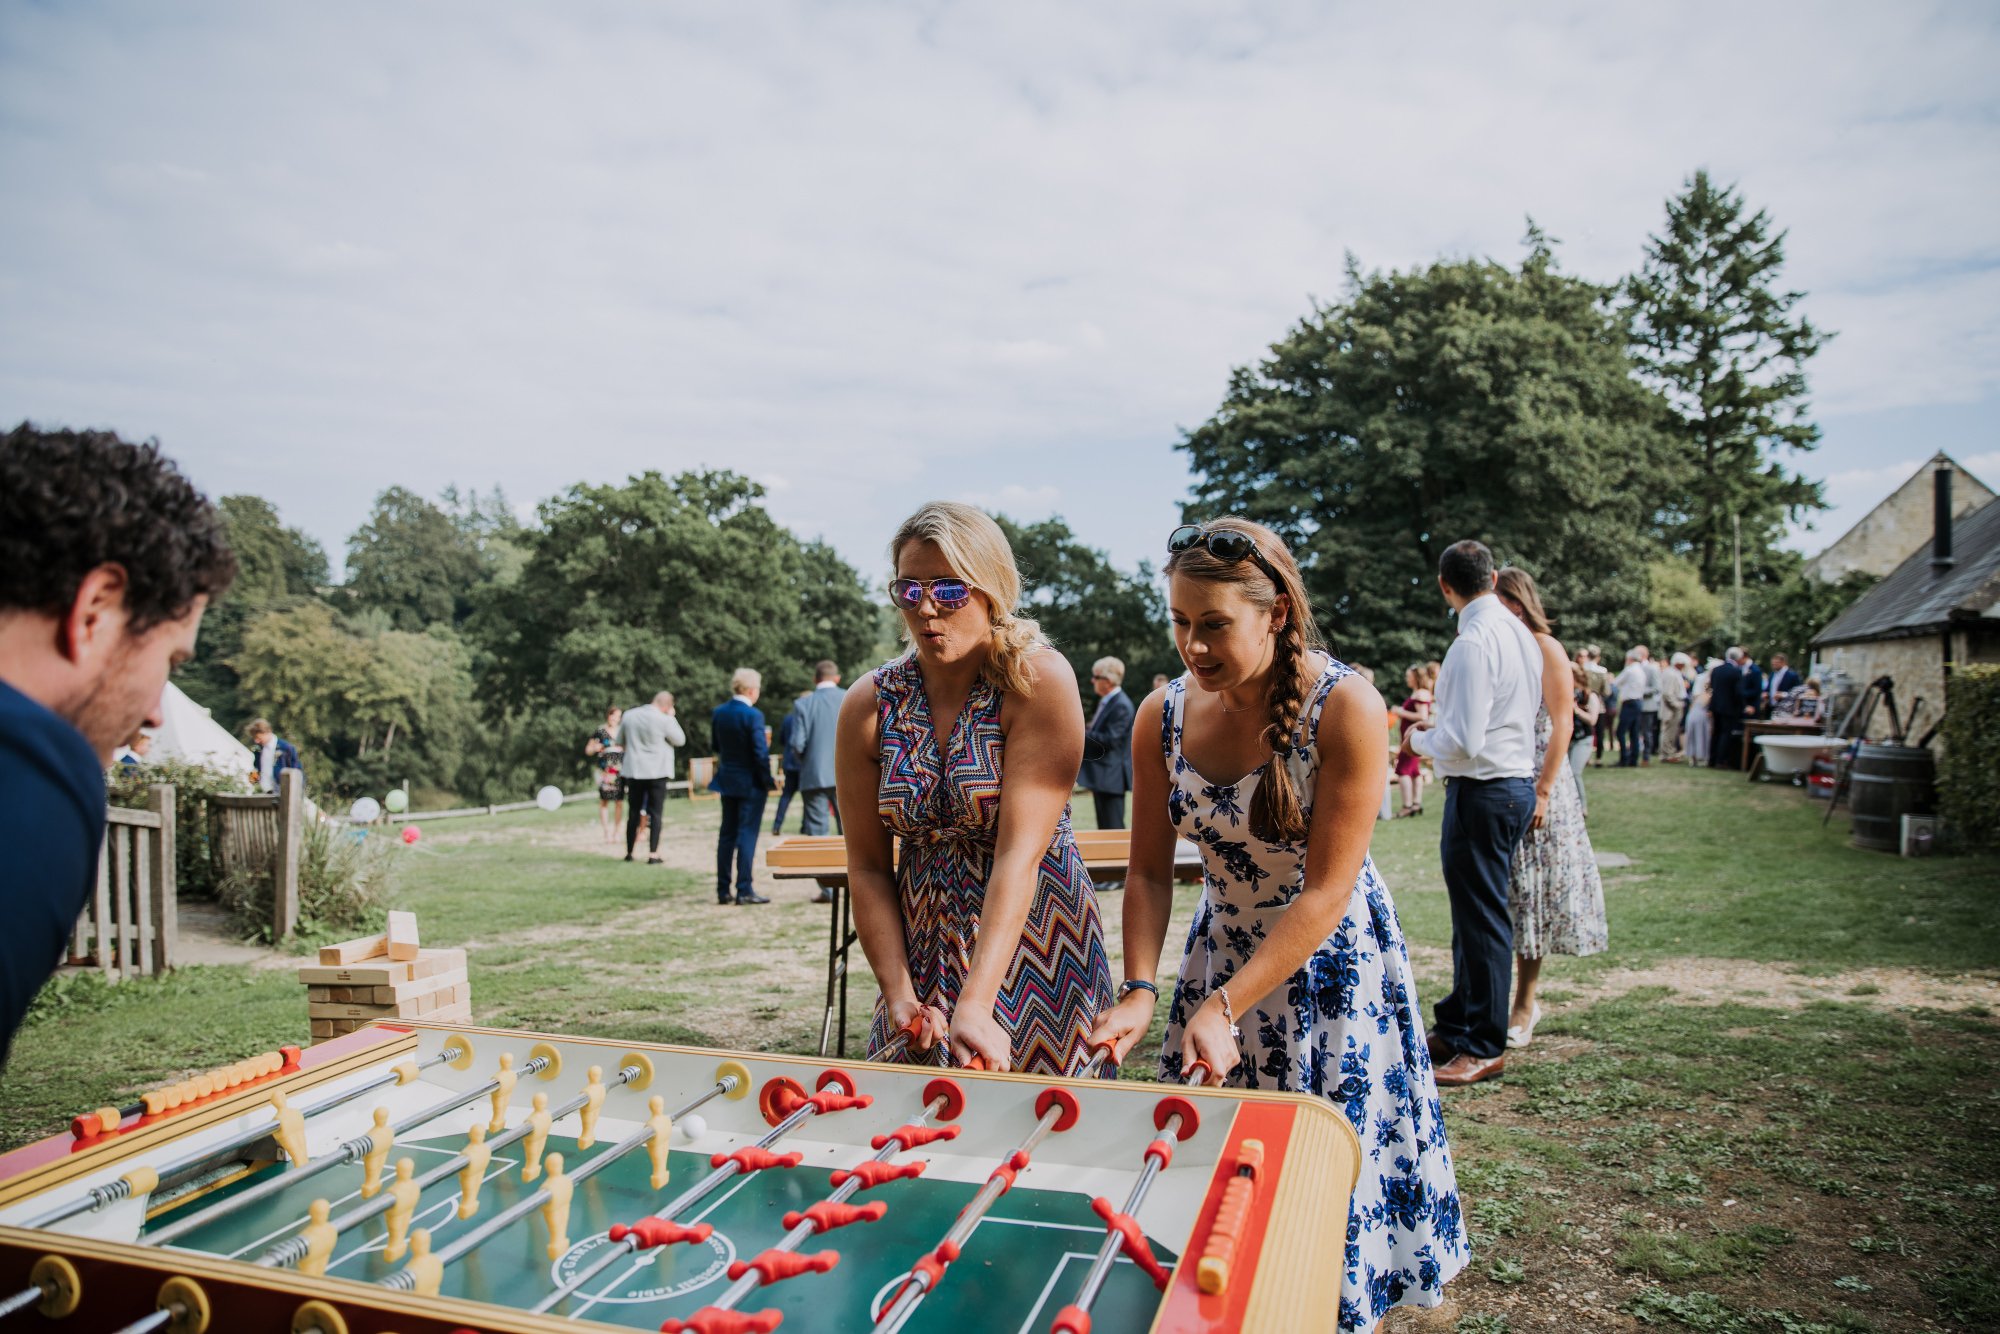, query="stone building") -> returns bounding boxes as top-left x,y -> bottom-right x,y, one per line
1803,450 -> 1992,583
1812,461 -> 2000,746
